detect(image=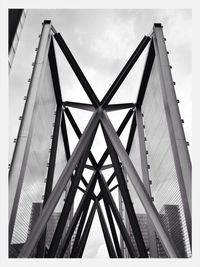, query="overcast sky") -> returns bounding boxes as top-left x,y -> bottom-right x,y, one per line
9,9 -> 192,258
